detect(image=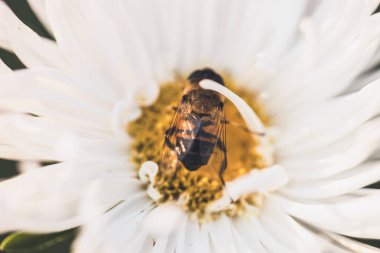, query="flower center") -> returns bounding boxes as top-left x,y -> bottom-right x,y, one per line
128,73 -> 274,220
